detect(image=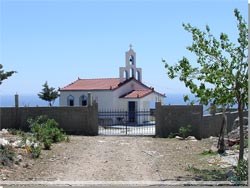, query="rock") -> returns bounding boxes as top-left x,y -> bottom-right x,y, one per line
175,136 -> 182,140
228,117 -> 248,140
232,117 -> 248,130
0,138 -> 9,146
186,136 -> 197,141
33,143 -> 39,148
16,155 -> 23,162
1,129 -> 8,134
210,145 -> 218,153
2,177 -> 7,181
23,163 -> 29,168
12,140 -> 23,148
26,139 -> 31,146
